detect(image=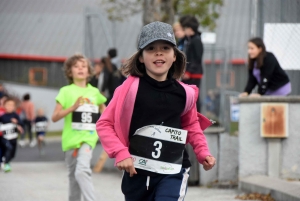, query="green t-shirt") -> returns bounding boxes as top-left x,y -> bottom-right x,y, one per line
56,84 -> 107,151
